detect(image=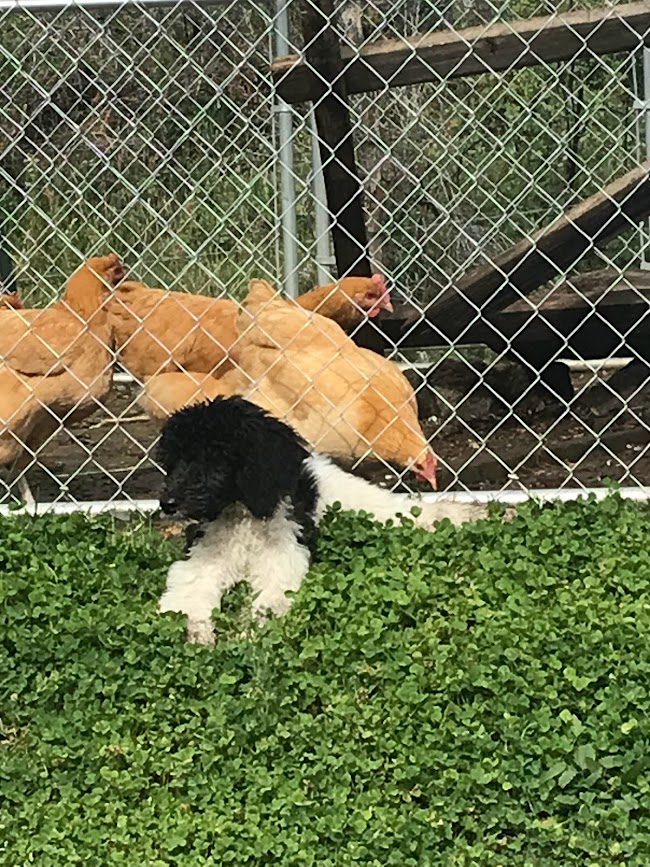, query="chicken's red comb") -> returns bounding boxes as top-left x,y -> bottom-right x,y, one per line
371,273 -> 388,293
2,291 -> 23,309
